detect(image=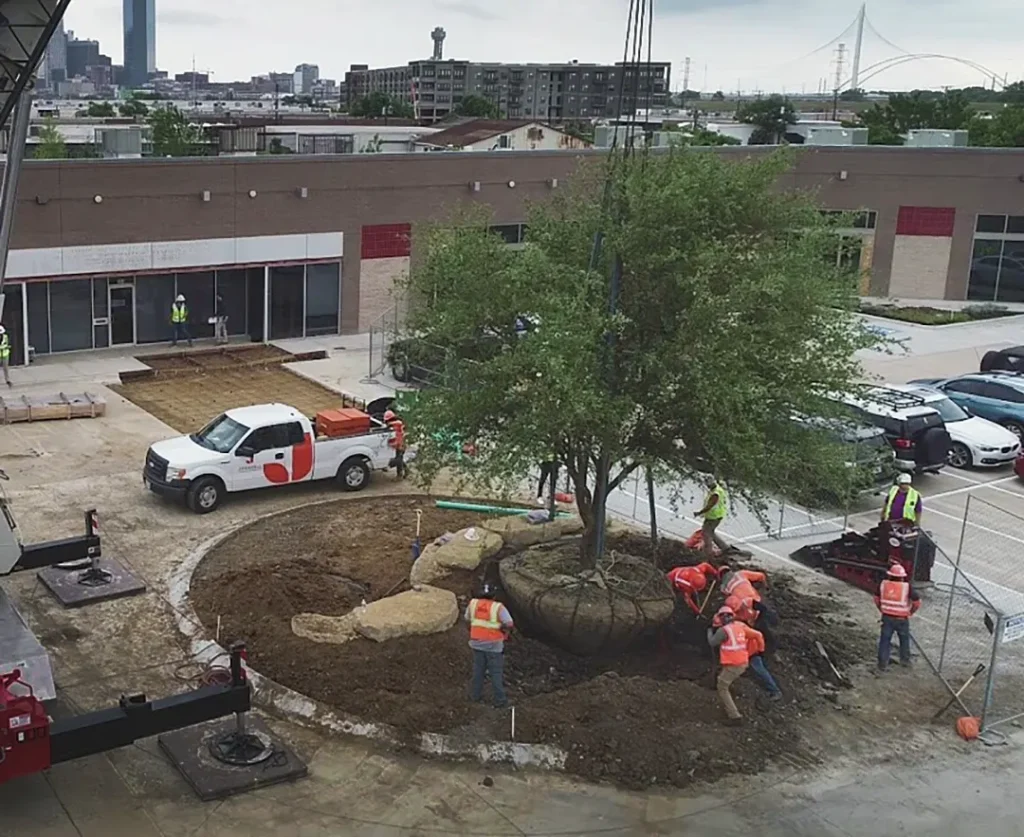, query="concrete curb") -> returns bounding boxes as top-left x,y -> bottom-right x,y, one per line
167,497 -> 568,772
